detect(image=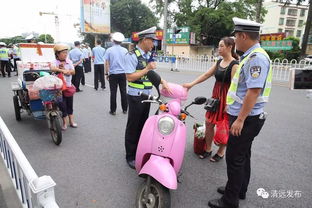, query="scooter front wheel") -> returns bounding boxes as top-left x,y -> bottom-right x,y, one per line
136,177 -> 171,208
